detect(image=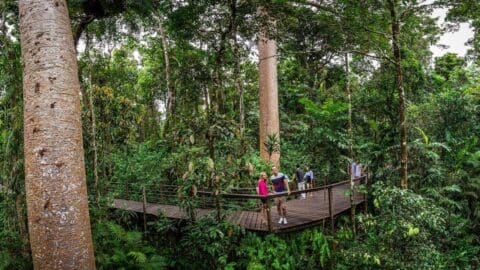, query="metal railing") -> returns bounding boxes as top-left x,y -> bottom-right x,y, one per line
110,174 -> 369,233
